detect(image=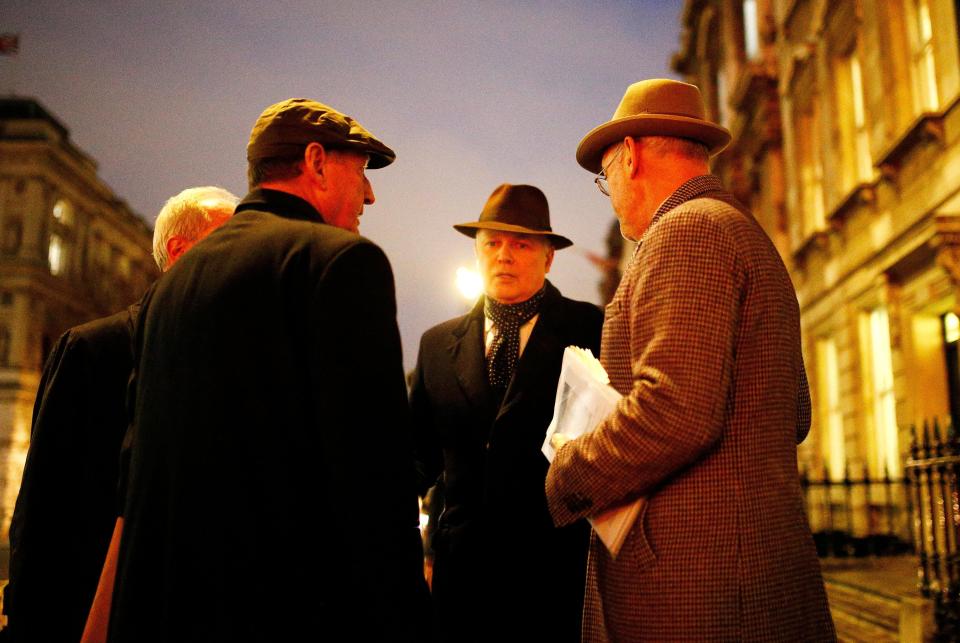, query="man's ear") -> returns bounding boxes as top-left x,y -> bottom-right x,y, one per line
166,236 -> 188,267
303,142 -> 328,186
623,136 -> 640,180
